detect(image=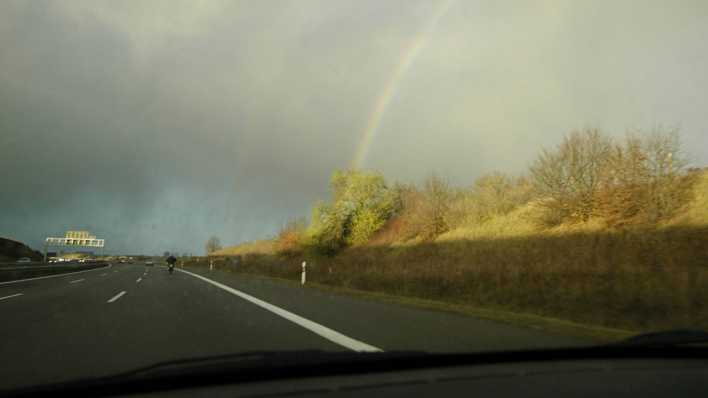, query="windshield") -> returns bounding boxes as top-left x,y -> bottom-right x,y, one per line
1,0 -> 707,391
